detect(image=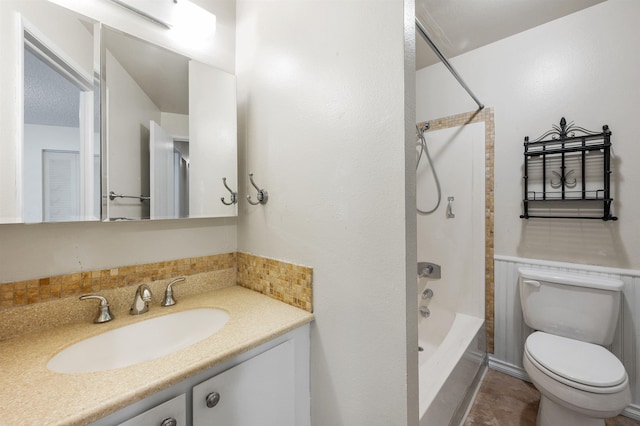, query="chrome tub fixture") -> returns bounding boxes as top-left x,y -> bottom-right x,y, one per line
418,262 -> 441,279
446,196 -> 455,219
